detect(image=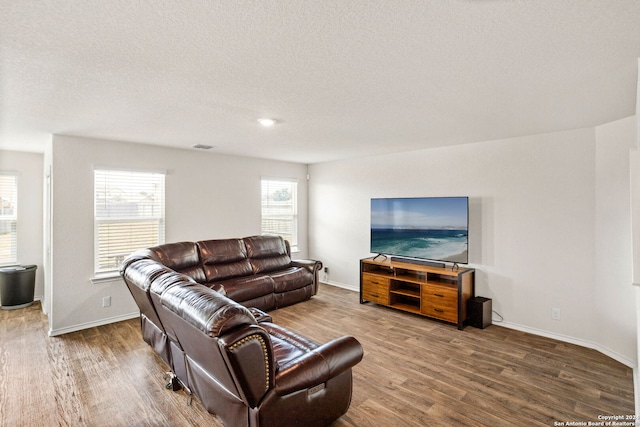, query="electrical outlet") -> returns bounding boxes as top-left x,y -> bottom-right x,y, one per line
324,267 -> 329,273
551,308 -> 560,320
103,296 -> 111,307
